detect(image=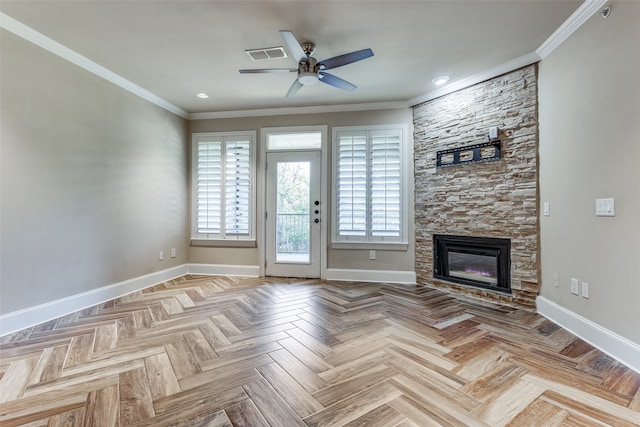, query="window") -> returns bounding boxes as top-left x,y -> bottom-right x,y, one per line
191,132 -> 256,244
332,126 -> 407,246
